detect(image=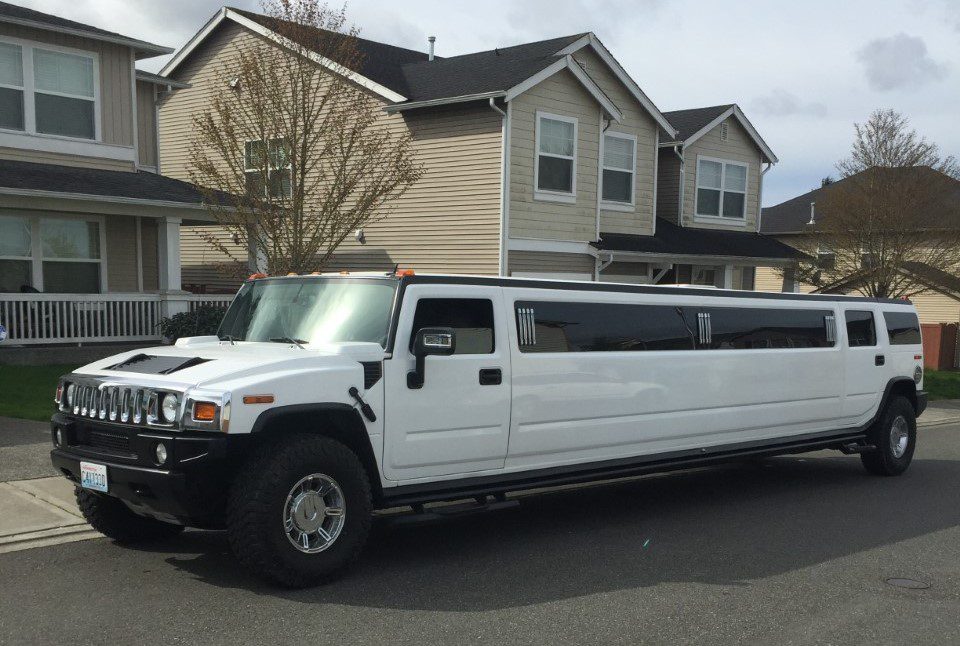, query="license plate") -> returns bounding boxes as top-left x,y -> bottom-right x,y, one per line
80,461 -> 108,493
